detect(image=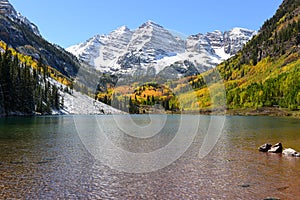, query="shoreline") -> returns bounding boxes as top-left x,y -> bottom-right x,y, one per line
1,107 -> 300,118
225,107 -> 300,118
178,107 -> 300,118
